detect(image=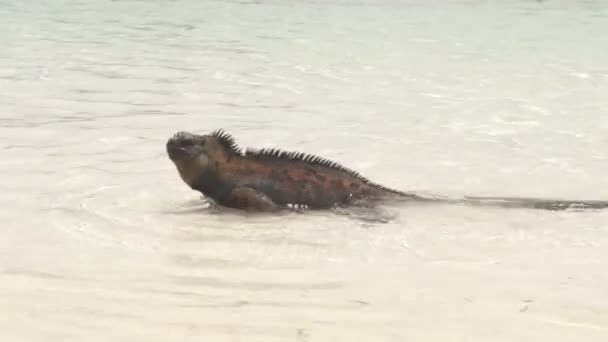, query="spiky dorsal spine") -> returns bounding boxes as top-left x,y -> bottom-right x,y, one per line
210,129 -> 405,195
211,129 -> 242,155
244,147 -> 372,183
